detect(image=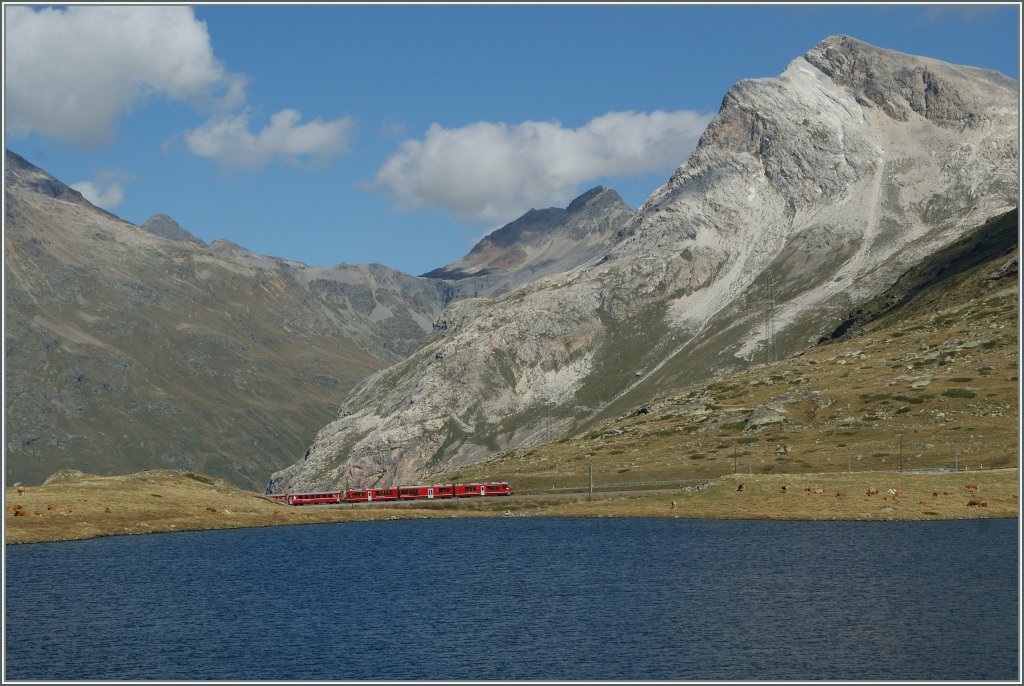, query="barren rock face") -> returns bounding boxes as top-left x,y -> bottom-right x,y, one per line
269,36 -> 1018,494
423,186 -> 633,297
